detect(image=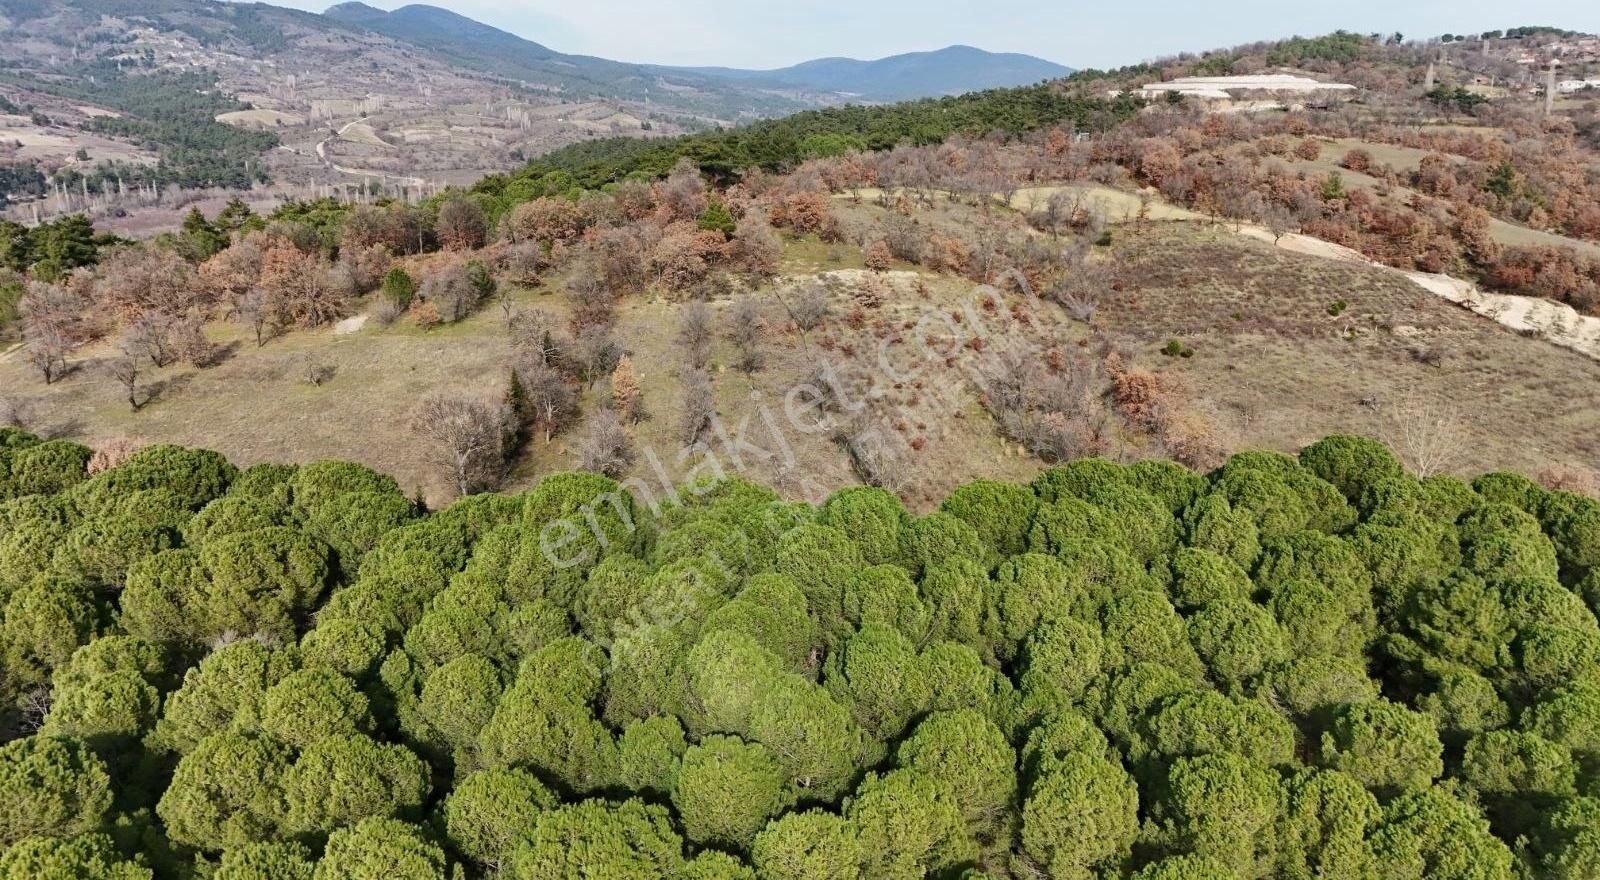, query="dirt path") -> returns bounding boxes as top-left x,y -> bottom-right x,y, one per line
1400,271 -> 1600,357
315,137 -> 425,188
